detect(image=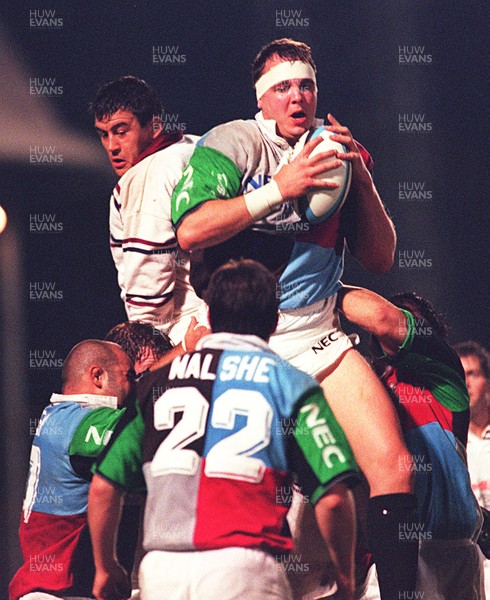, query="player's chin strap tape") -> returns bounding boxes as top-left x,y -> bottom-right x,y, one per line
244,180 -> 283,221
255,61 -> 317,100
